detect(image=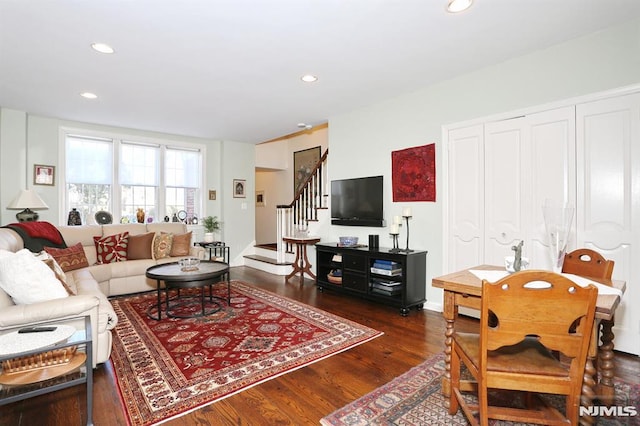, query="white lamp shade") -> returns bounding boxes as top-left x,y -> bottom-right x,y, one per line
7,189 -> 49,210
